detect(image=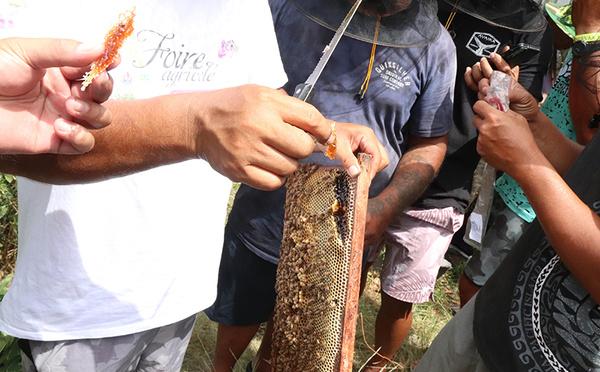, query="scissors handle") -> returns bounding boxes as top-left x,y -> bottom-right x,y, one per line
293,83 -> 315,102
